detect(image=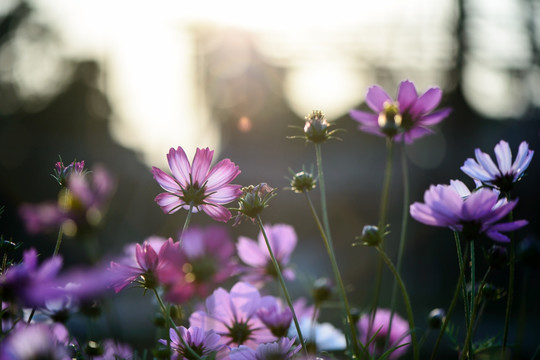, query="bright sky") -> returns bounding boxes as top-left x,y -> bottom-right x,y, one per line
18,0 -> 529,166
